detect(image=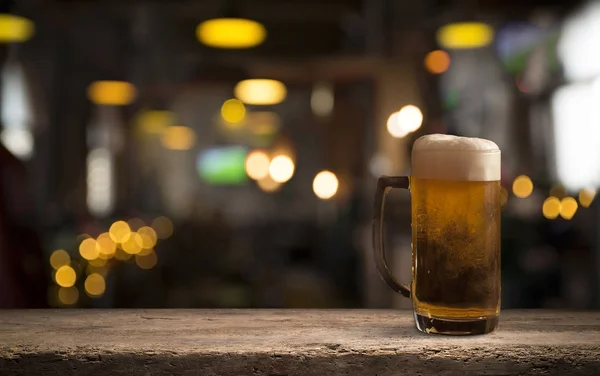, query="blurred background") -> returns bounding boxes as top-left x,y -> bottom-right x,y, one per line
0,0 -> 599,310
